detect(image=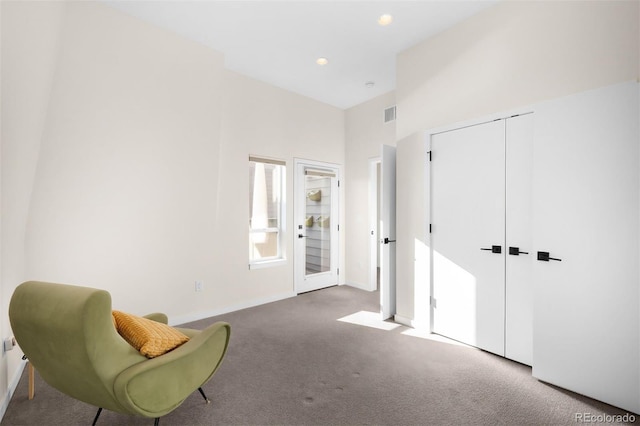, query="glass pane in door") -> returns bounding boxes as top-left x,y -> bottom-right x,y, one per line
304,171 -> 332,275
